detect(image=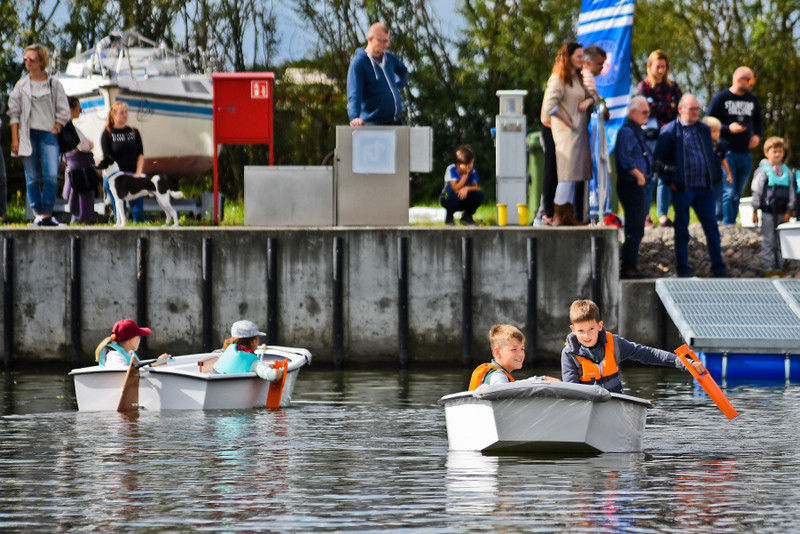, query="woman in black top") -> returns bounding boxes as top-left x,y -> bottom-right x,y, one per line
101,101 -> 145,222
